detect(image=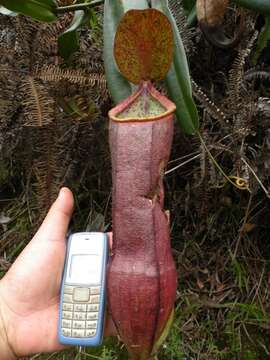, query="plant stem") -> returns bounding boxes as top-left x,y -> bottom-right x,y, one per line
197,131 -> 250,192
56,0 -> 104,14
187,5 -> 197,27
